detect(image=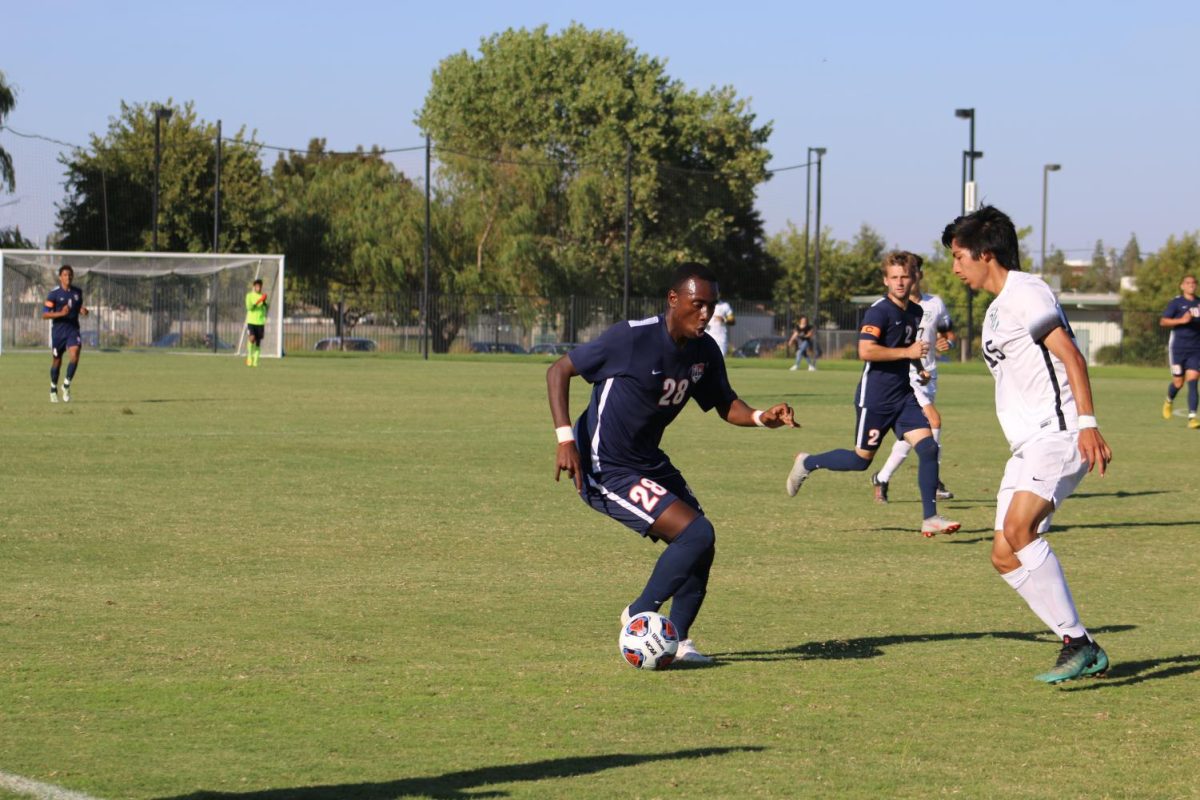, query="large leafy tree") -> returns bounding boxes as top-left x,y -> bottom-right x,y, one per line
418,24 -> 777,299
0,70 -> 15,192
56,101 -> 272,252
771,222 -> 889,316
271,139 -> 421,293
